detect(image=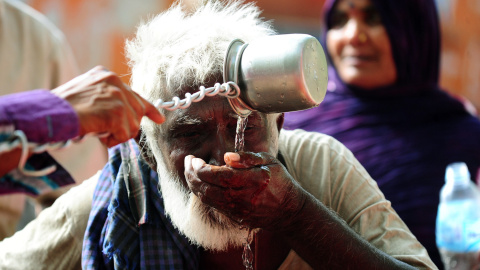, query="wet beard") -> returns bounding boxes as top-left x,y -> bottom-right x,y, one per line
156,162 -> 249,251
